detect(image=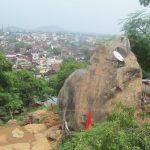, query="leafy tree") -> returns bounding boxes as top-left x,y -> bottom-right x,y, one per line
0,47 -> 4,53
52,48 -> 61,55
49,75 -> 59,96
15,42 -> 32,53
0,53 -> 23,118
13,70 -> 35,105
82,49 -> 90,61
0,53 -> 51,115
0,53 -> 12,90
139,0 -> 150,6
7,36 -> 17,43
33,78 -> 52,100
50,59 -> 87,95
0,92 -> 23,119
0,54 -> 12,72
13,70 -> 51,106
122,11 -> 150,77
